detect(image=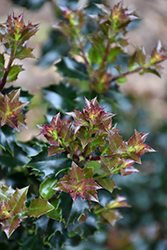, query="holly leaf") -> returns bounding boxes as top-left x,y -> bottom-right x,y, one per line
7,65 -> 24,82
0,185 -> 15,203
97,177 -> 116,193
14,45 -> 36,59
28,197 -> 54,218
8,186 -> 29,215
54,162 -> 101,202
0,186 -> 29,238
101,210 -> 122,226
0,89 -> 29,131
106,196 -> 130,209
27,147 -> 71,178
0,125 -> 16,154
0,217 -> 22,238
58,193 -> 89,225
